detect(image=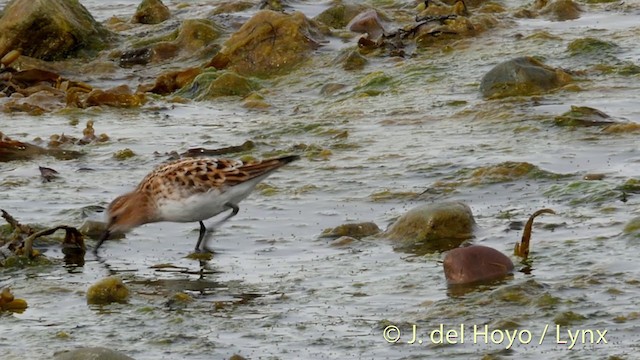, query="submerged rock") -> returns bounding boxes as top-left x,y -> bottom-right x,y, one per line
386,201 -> 475,254
314,2 -> 369,29
333,48 -> 368,71
0,0 -> 112,61
146,67 -> 202,95
207,10 -> 323,77
479,57 -> 573,98
321,222 -> 381,239
537,0 -> 581,21
120,19 -> 221,67
54,347 -> 134,360
0,133 -> 83,161
69,84 -> 145,108
176,69 -> 260,100
132,0 -> 171,24
554,106 -> 617,127
567,37 -> 619,57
